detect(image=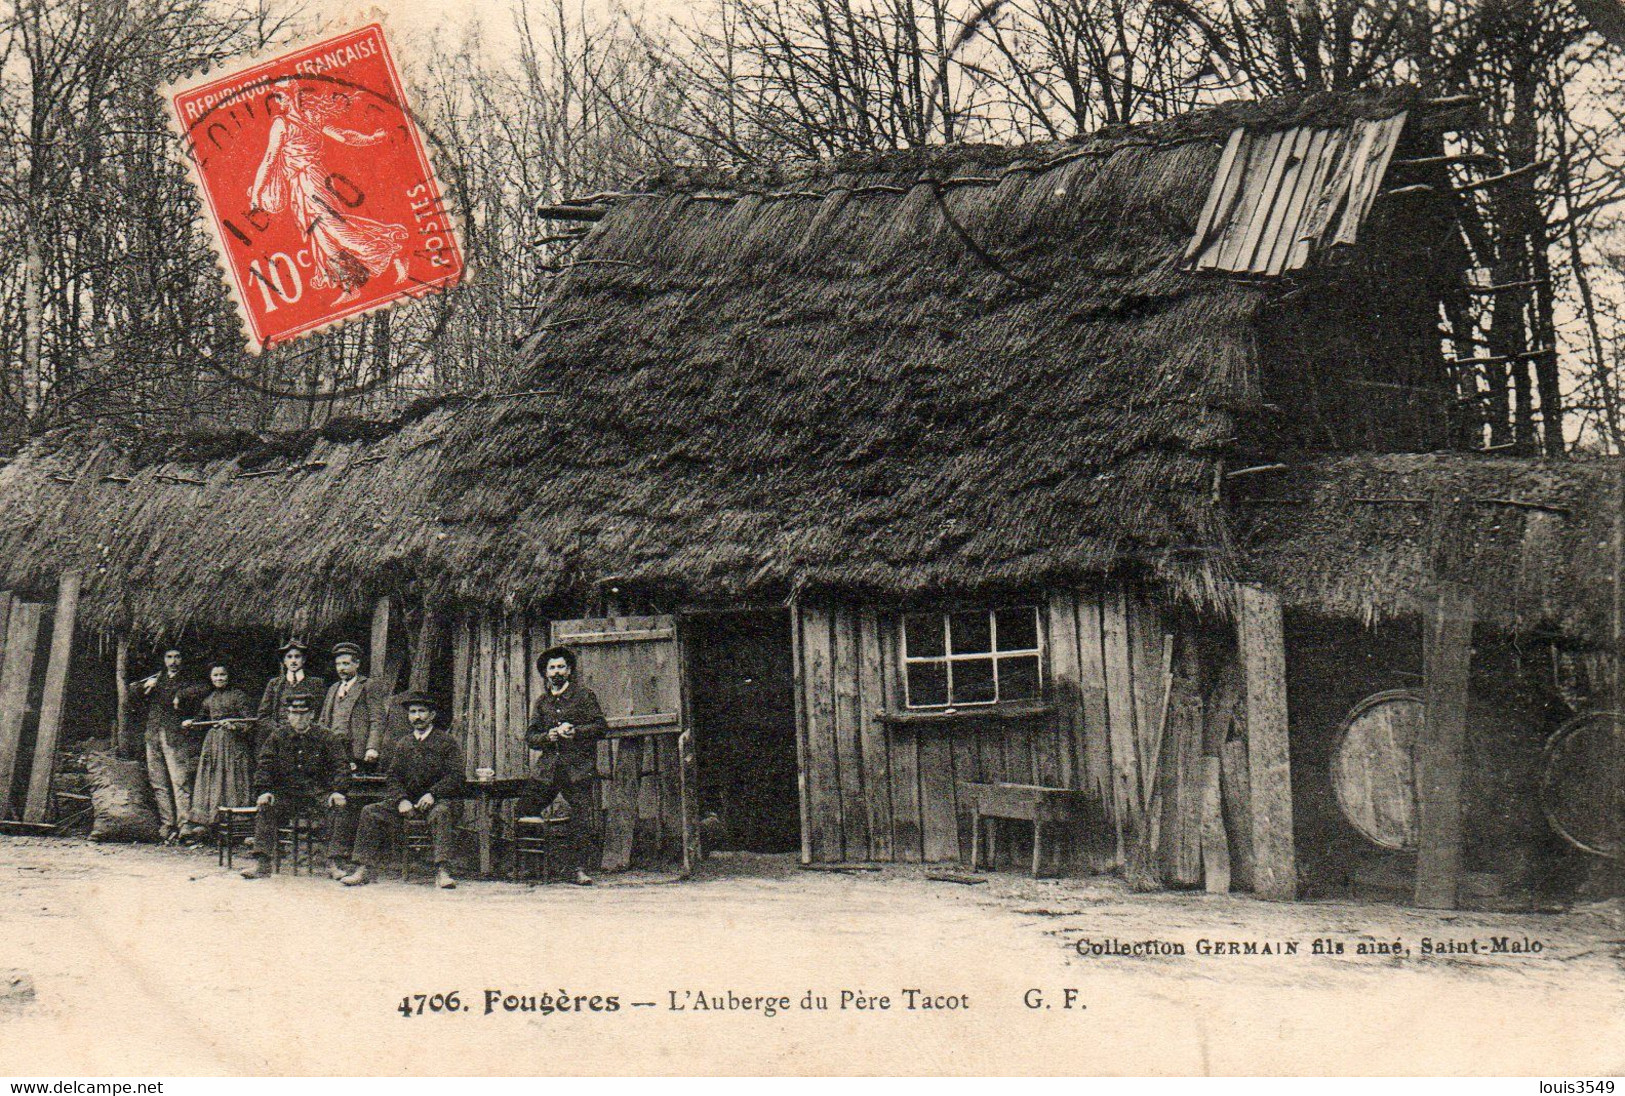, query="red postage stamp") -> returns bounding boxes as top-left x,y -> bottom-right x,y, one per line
165,24 -> 464,352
